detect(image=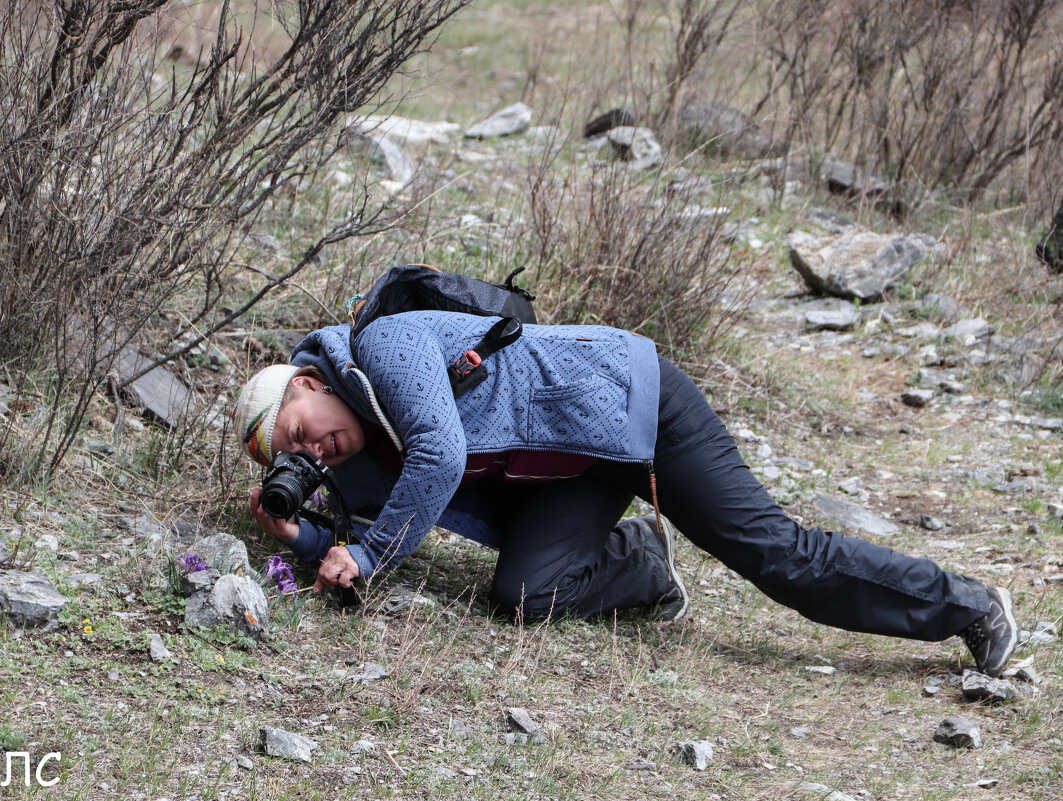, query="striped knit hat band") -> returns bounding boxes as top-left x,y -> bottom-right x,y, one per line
232,364 -> 299,465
